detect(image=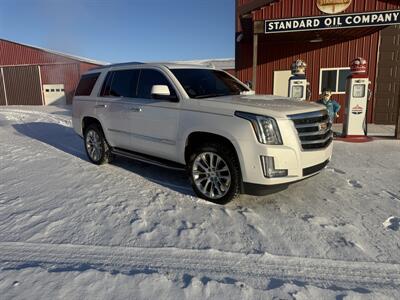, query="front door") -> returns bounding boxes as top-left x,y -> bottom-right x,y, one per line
374,25 -> 400,124
127,69 -> 180,161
